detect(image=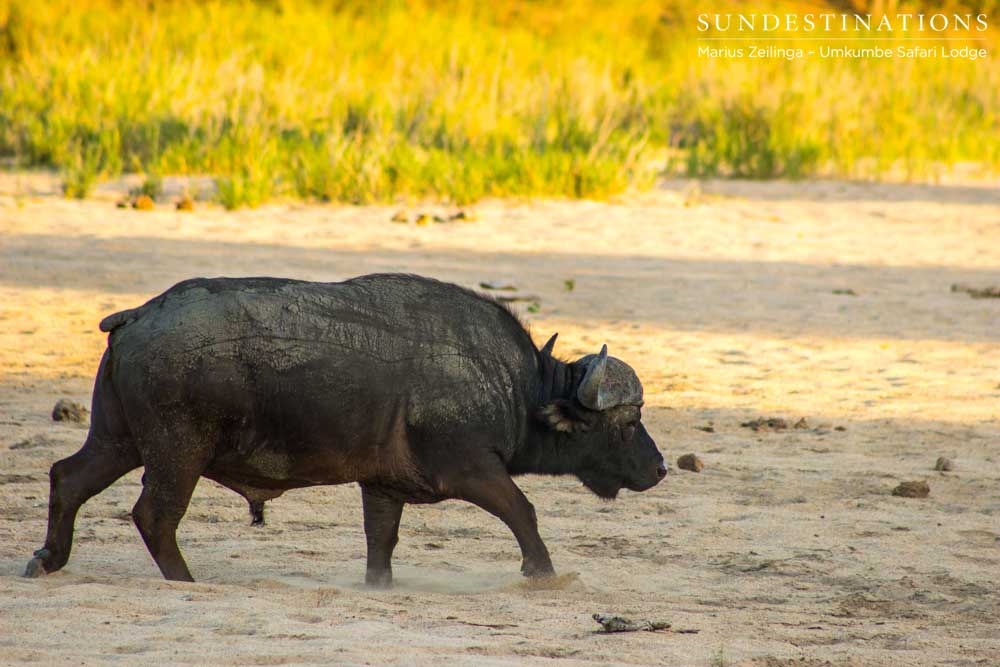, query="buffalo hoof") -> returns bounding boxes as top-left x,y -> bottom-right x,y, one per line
521,560 -> 556,578
365,570 -> 393,589
23,549 -> 51,578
